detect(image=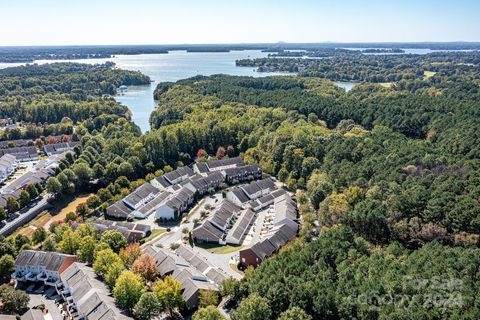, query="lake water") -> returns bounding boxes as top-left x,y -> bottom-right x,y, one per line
9,50 -> 290,132
2,47 -> 469,131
